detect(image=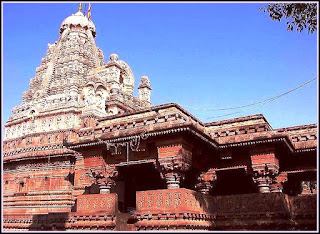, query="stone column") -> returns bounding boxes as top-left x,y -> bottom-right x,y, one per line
97,178 -> 115,194
253,170 -> 274,193
156,144 -> 192,189
87,165 -> 118,194
100,165 -> 118,194
250,149 -> 279,193
195,168 -> 217,194
103,165 -> 119,194
163,171 -> 183,189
